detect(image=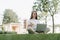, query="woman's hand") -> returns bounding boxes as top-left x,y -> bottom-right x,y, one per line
28,22 -> 34,27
